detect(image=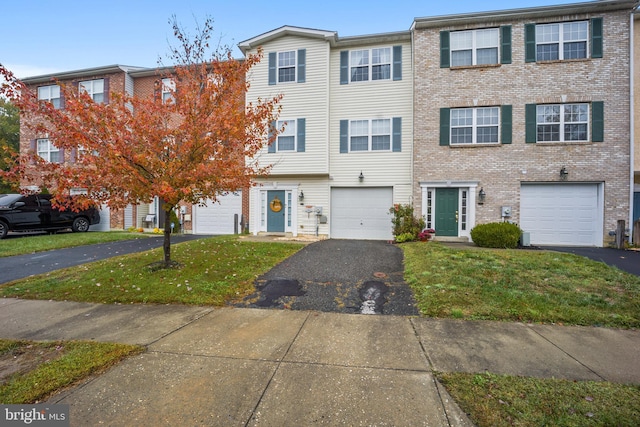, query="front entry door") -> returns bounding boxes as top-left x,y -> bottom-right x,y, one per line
435,188 -> 459,236
267,190 -> 285,232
